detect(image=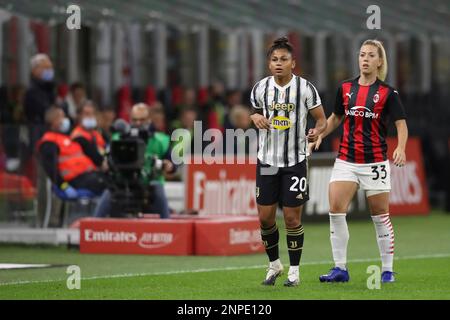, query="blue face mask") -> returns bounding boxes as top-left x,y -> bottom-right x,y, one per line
59,117 -> 71,133
41,69 -> 54,82
82,117 -> 97,130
